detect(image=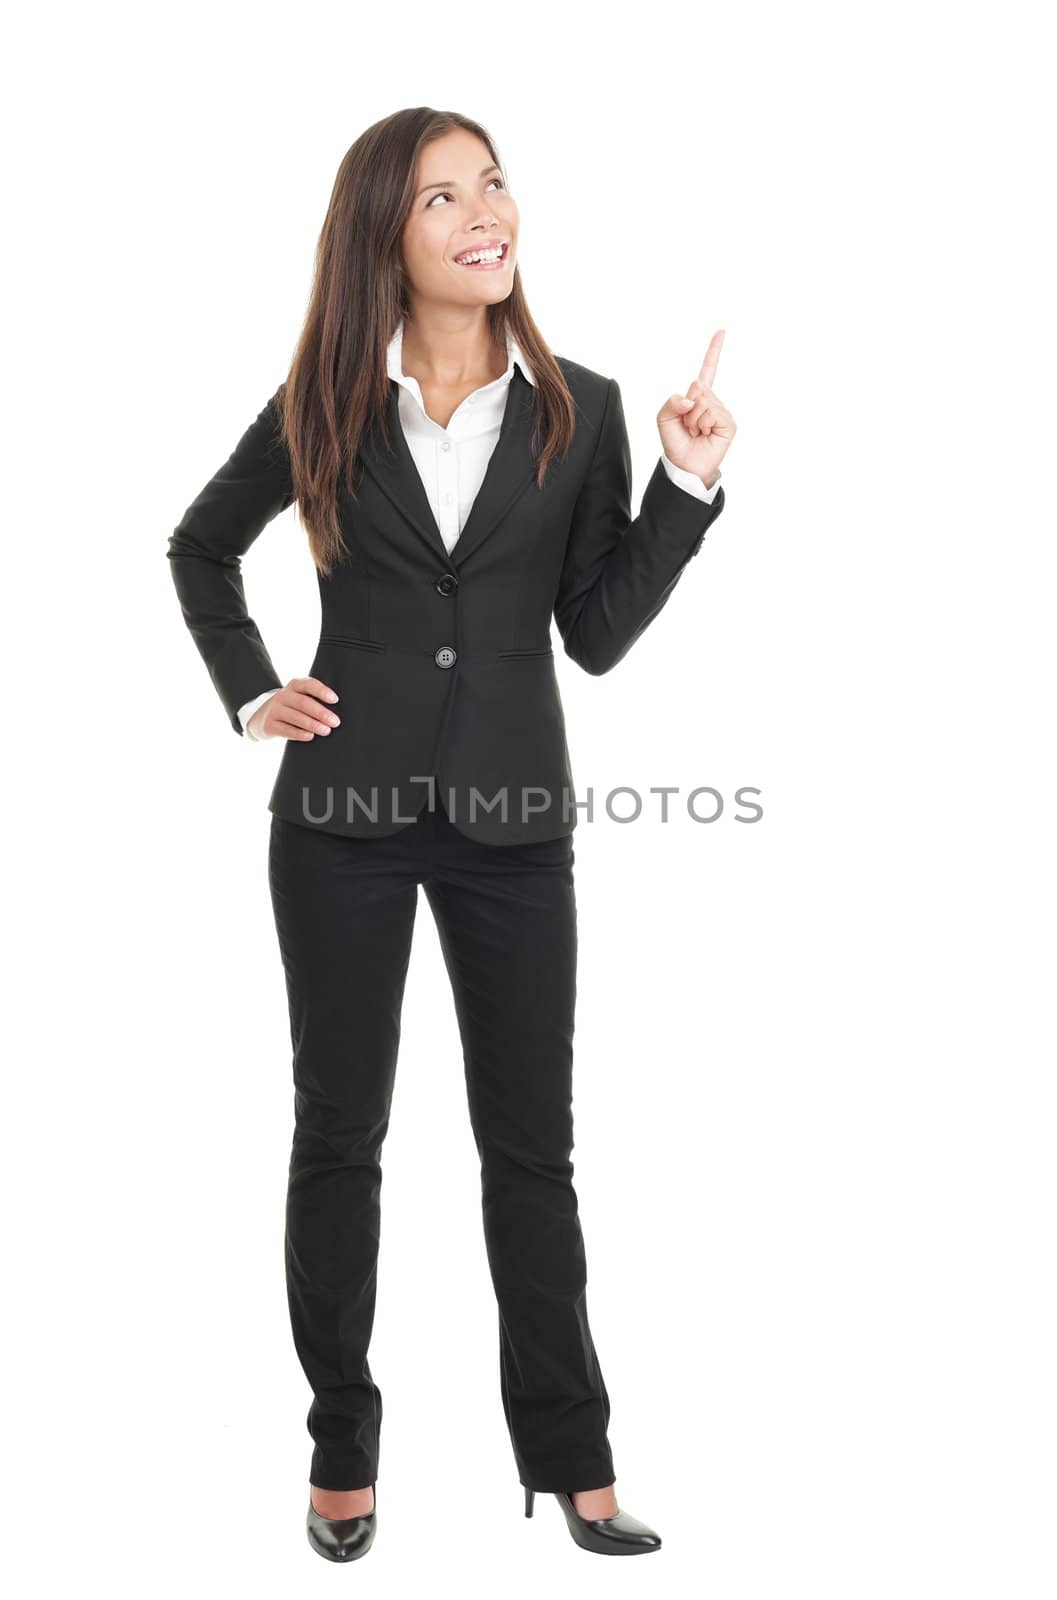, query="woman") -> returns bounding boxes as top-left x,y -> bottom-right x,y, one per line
168,107 -> 735,1563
